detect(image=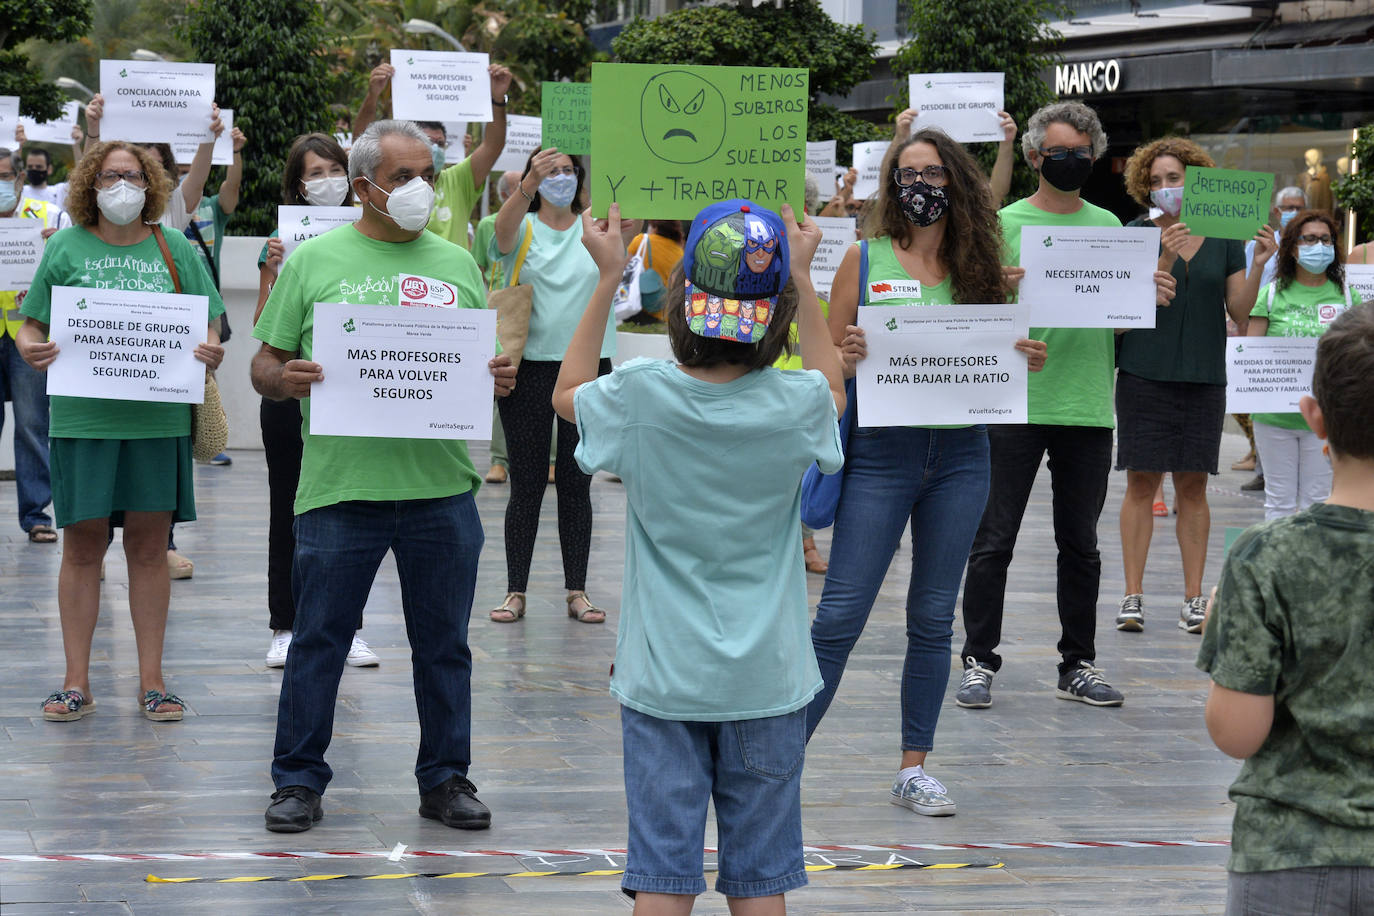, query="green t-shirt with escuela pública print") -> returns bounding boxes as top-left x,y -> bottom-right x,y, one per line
998,197 -> 1121,429
252,223 -> 487,516
1249,278 -> 1361,431
20,226 -> 225,440
1197,504 -> 1374,874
